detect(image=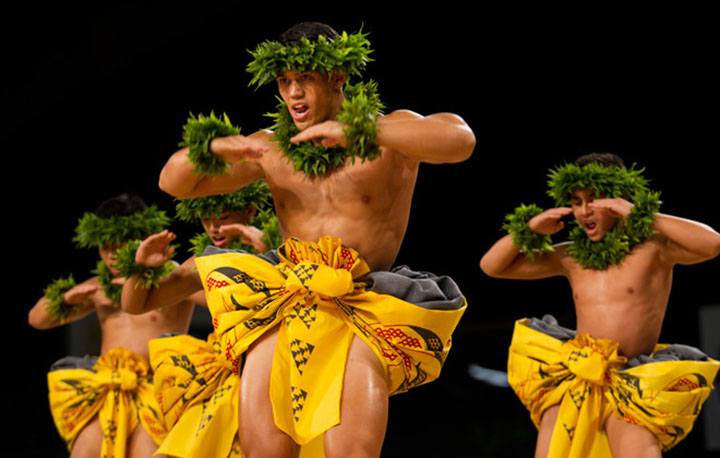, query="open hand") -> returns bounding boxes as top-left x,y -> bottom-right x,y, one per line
219,224 -> 268,253
136,230 -> 176,268
528,207 -> 573,235
210,135 -> 269,163
290,121 -> 347,148
64,283 -> 99,306
589,198 -> 634,218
